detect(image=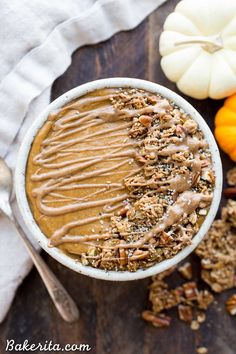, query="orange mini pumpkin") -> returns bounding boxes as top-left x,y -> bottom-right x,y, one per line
215,94 -> 236,162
